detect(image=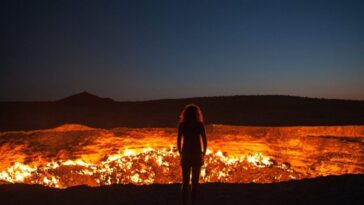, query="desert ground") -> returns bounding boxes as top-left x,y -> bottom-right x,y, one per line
0,174 -> 363,205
